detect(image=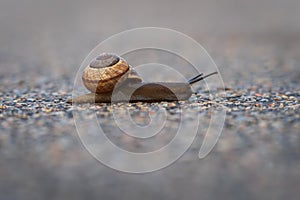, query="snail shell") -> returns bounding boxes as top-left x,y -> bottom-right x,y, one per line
82,53 -> 139,94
